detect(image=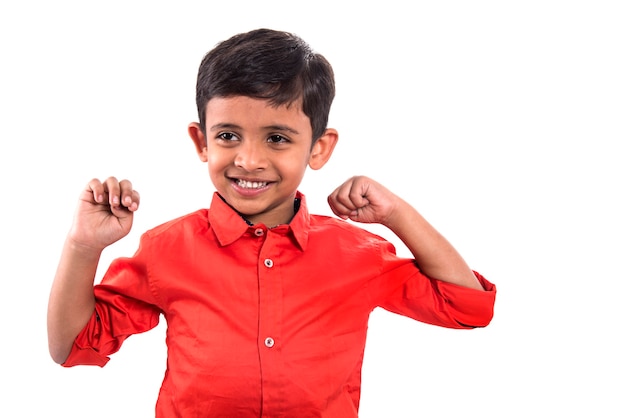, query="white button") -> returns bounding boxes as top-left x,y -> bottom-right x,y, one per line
264,259 -> 273,268
254,228 -> 264,236
264,337 -> 275,348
